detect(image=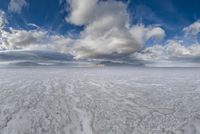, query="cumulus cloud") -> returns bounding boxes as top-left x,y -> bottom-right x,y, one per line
0,10 -> 73,53
131,40 -> 200,66
3,0 -> 200,67
183,20 -> 200,36
8,0 -> 28,14
0,11 -> 6,29
127,20 -> 200,66
1,0 -> 166,61
66,0 -> 165,59
67,0 -> 98,25
0,10 -> 47,50
0,11 -> 6,50
0,28 -> 74,53
130,45 -> 167,62
1,29 -> 47,50
130,25 -> 165,46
